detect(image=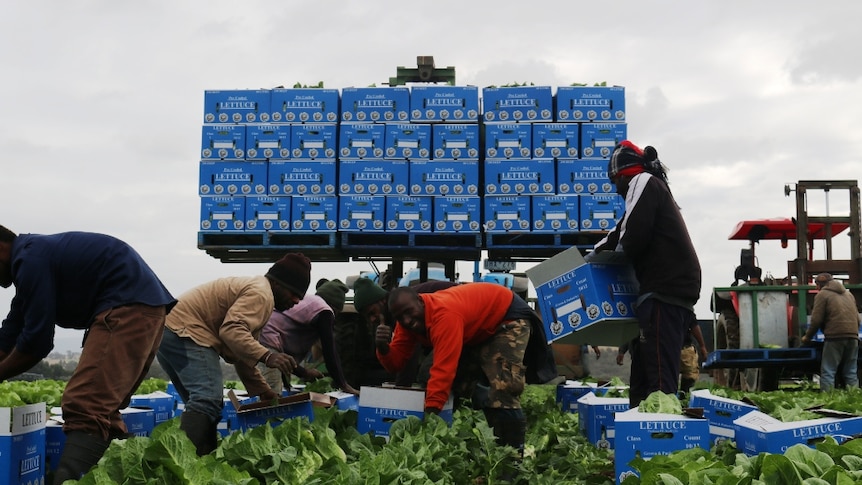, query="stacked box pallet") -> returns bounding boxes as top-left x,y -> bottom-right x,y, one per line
196,84 -> 629,255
